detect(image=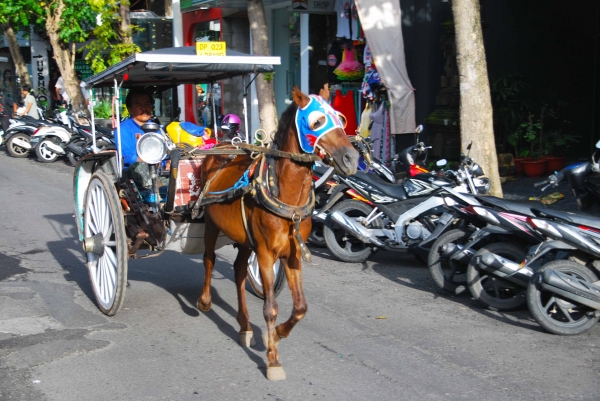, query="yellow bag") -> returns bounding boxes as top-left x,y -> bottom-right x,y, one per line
166,122 -> 204,147
358,103 -> 372,138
